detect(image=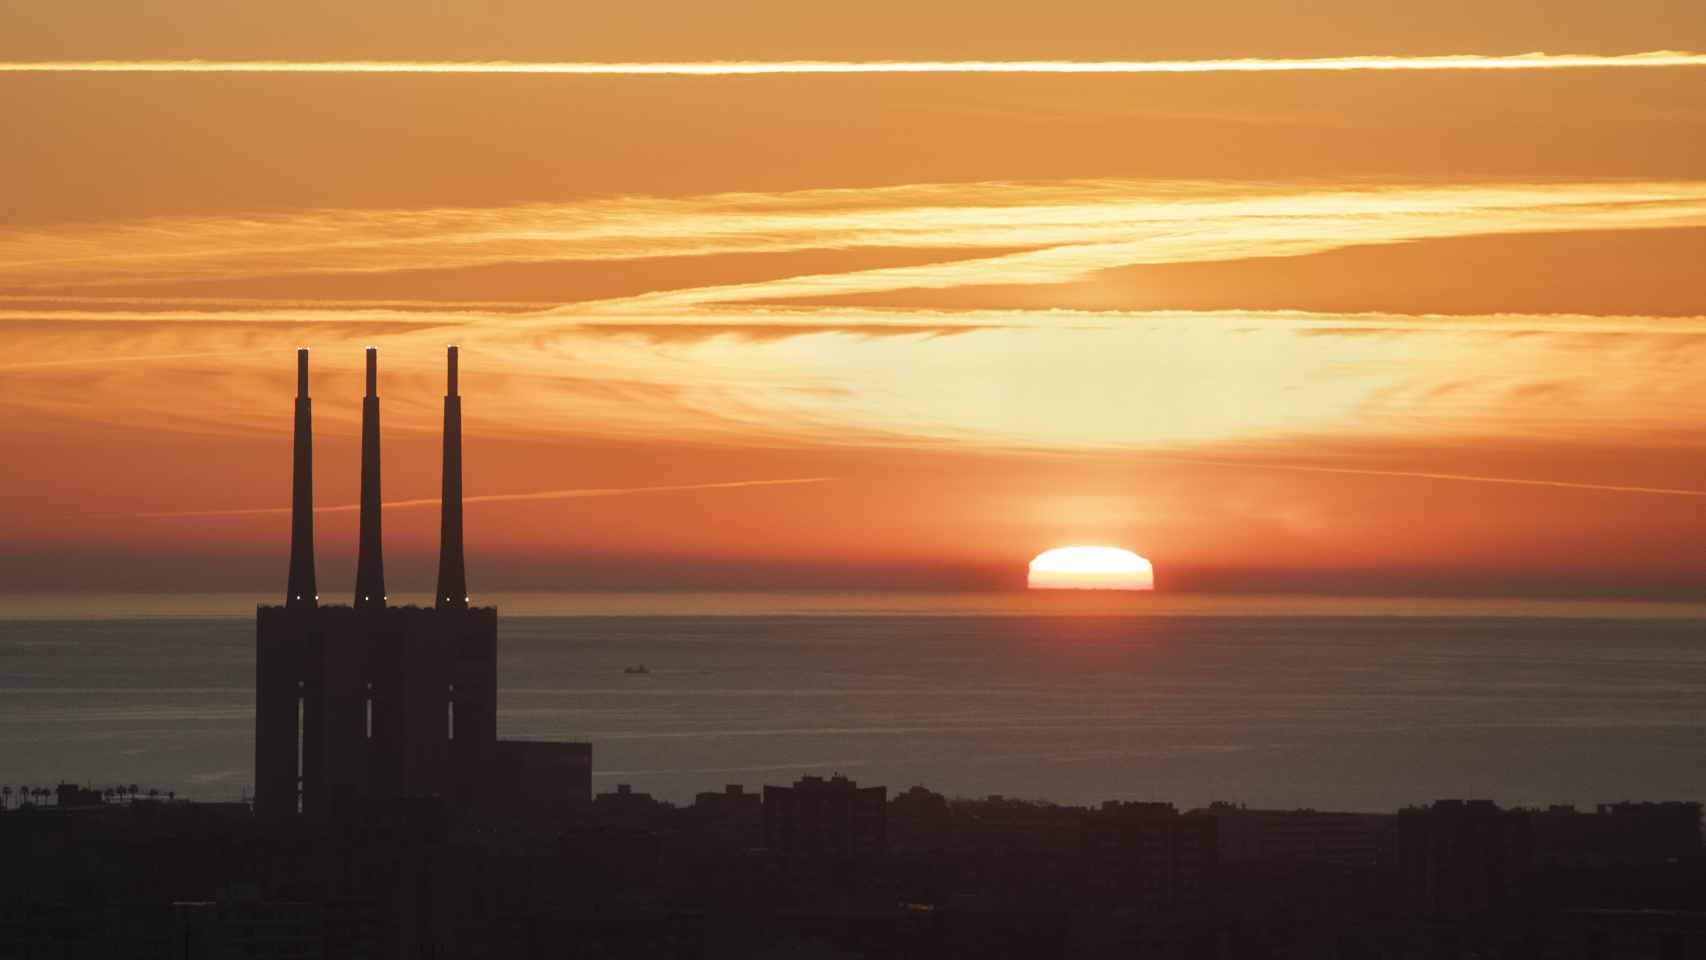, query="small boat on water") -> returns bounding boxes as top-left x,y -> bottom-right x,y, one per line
623,664 -> 650,675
